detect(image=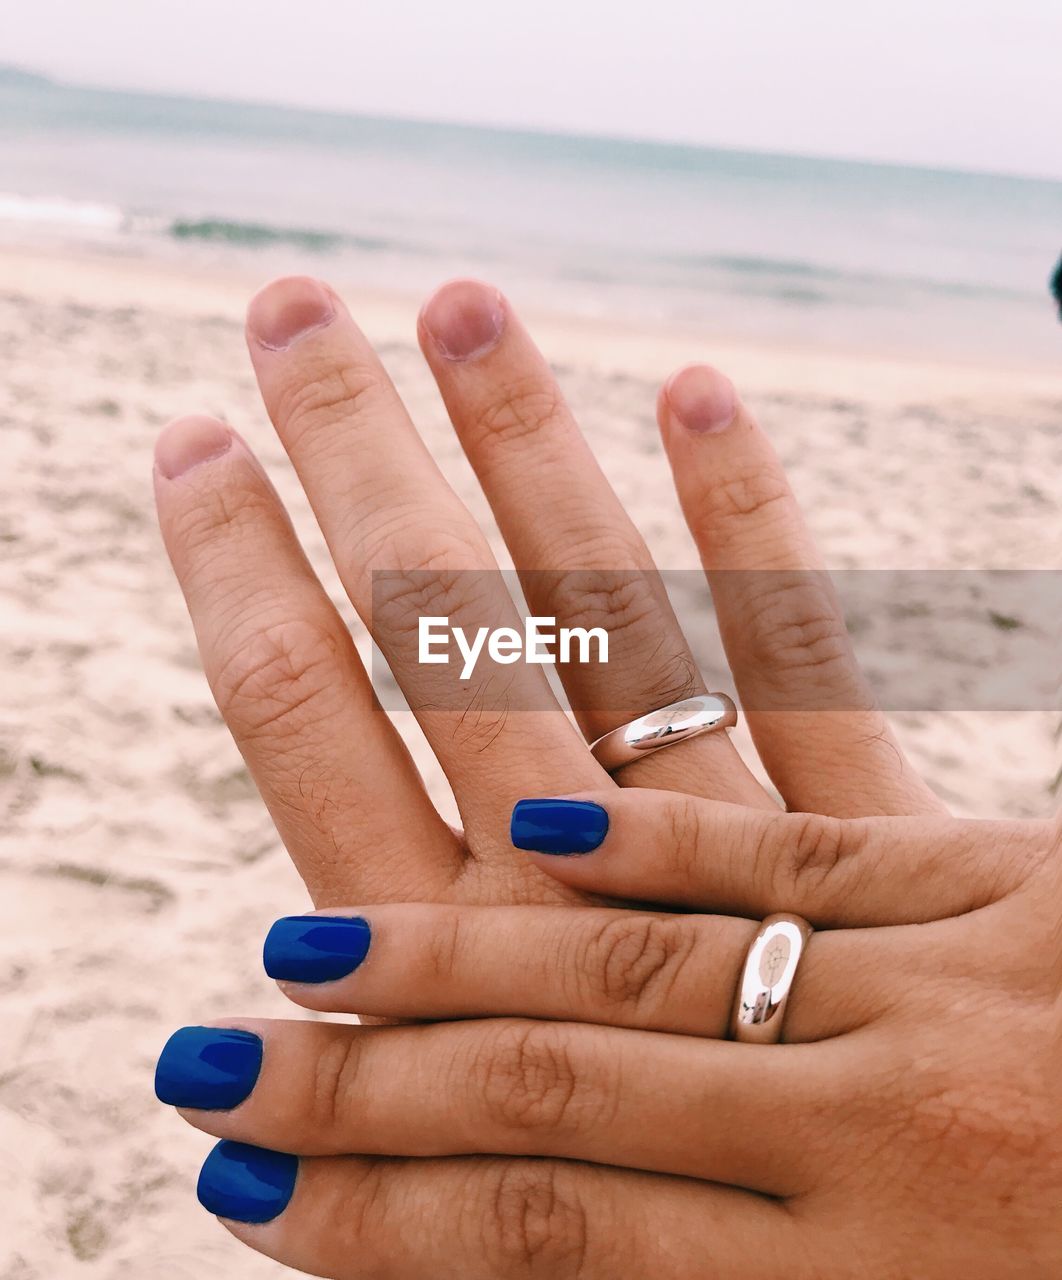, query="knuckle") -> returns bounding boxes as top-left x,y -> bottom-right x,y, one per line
370,542 -> 492,643
767,812 -> 868,898
536,570 -> 696,698
662,795 -> 706,877
309,1032 -> 362,1135
211,617 -> 343,740
741,576 -> 854,692
582,914 -> 696,1015
469,377 -> 566,448
170,478 -> 274,562
538,565 -> 654,626
533,533 -> 651,584
275,361 -> 380,448
694,462 -> 791,534
472,1021 -> 584,1134
479,1160 -> 591,1277
422,909 -> 465,984
324,1161 -> 396,1277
